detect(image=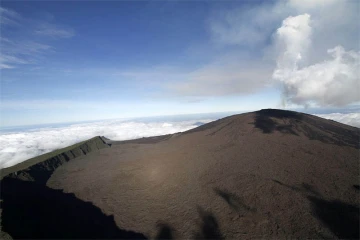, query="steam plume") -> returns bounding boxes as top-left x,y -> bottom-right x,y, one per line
273,14 -> 360,107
